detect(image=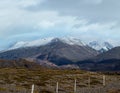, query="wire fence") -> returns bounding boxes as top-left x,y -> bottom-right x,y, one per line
0,75 -> 120,93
